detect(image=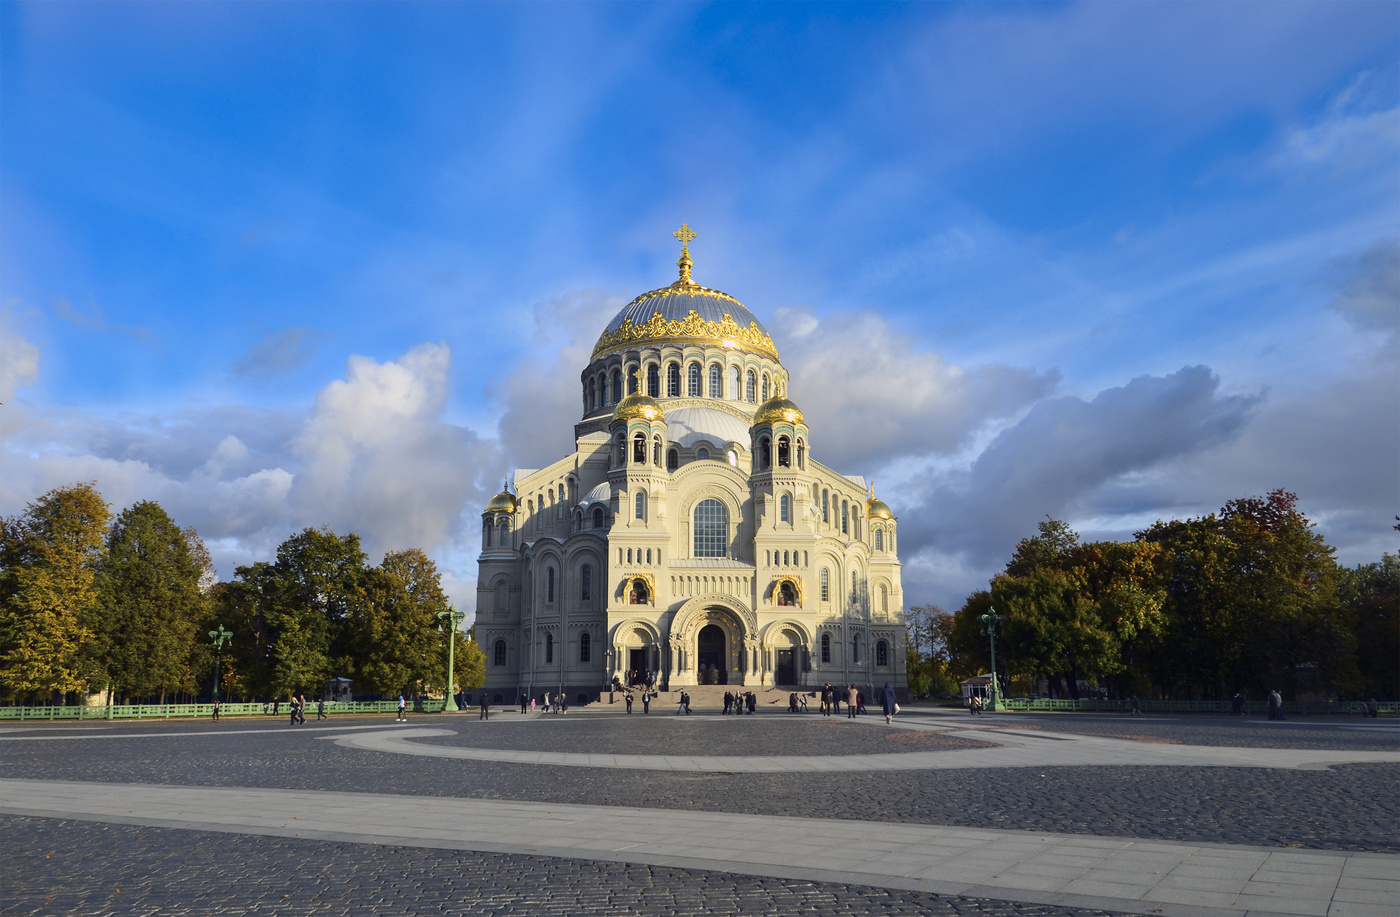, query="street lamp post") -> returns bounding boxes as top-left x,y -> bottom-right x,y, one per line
438,606 -> 467,713
978,609 -> 1005,711
209,626 -> 233,711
